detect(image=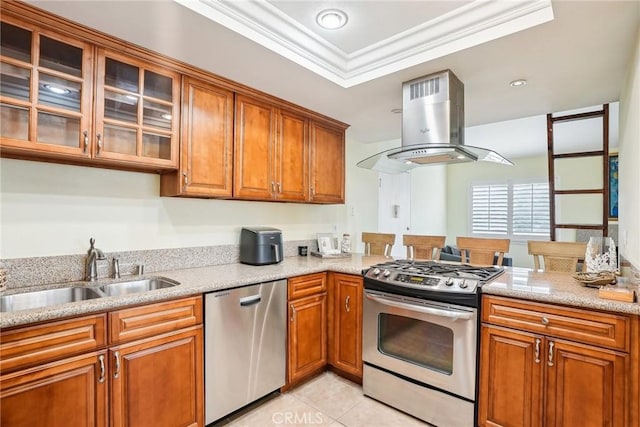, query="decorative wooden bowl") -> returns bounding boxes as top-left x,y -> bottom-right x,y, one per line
572,271 -> 617,287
